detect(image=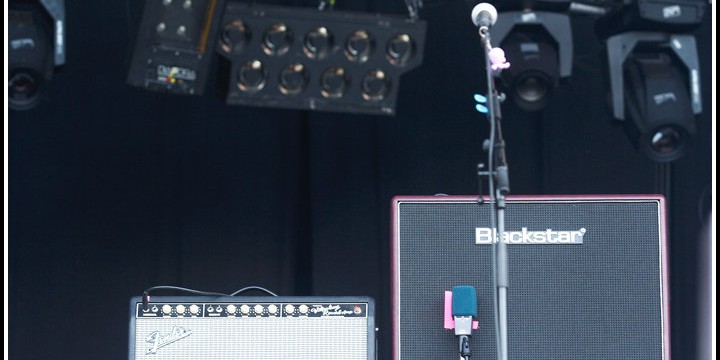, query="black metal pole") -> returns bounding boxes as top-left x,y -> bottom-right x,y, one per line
479,25 -> 510,360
